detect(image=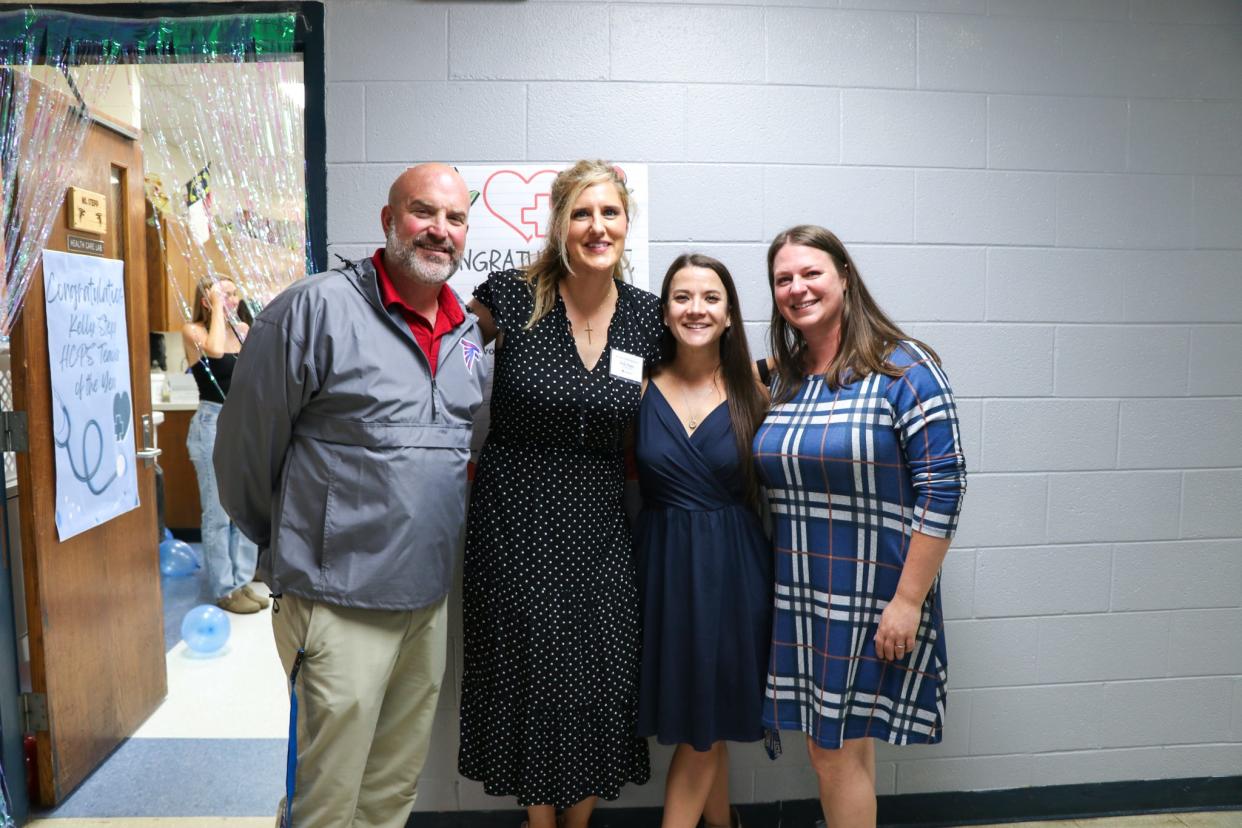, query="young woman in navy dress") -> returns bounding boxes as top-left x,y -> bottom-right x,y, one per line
753,226 -> 967,828
635,254 -> 770,828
